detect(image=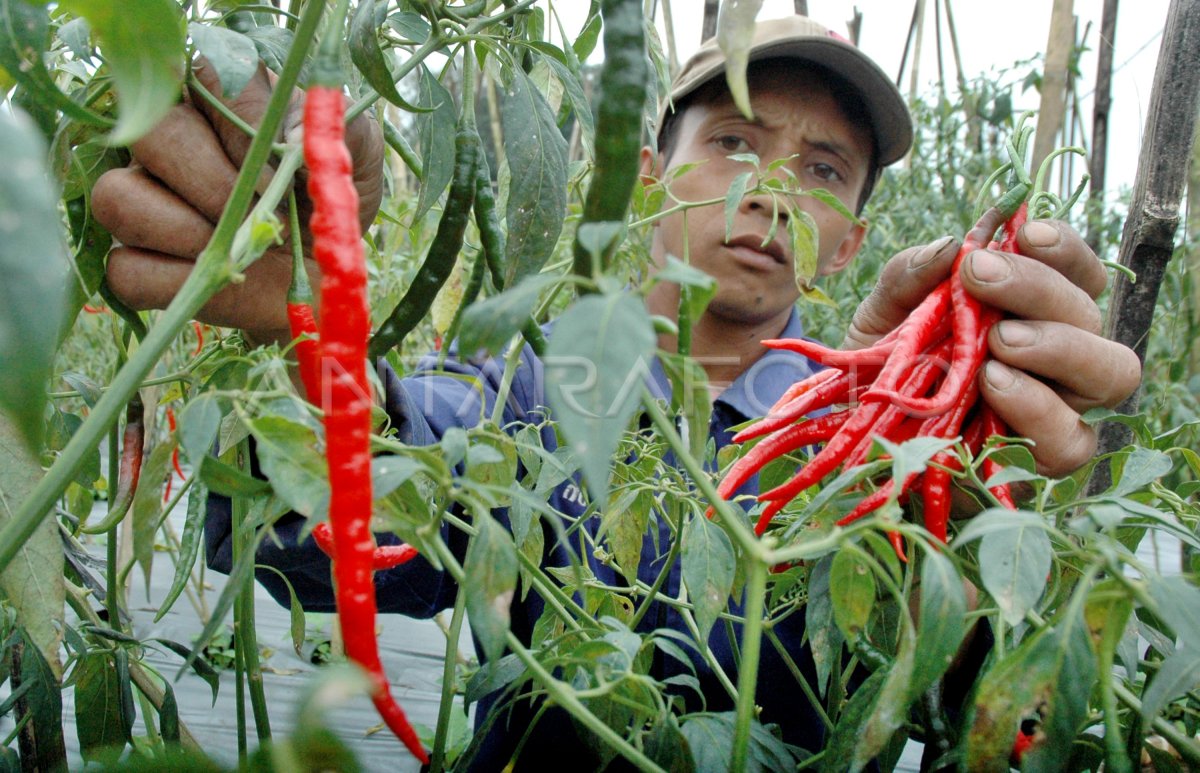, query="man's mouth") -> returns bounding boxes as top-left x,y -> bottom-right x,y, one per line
725,234 -> 787,267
